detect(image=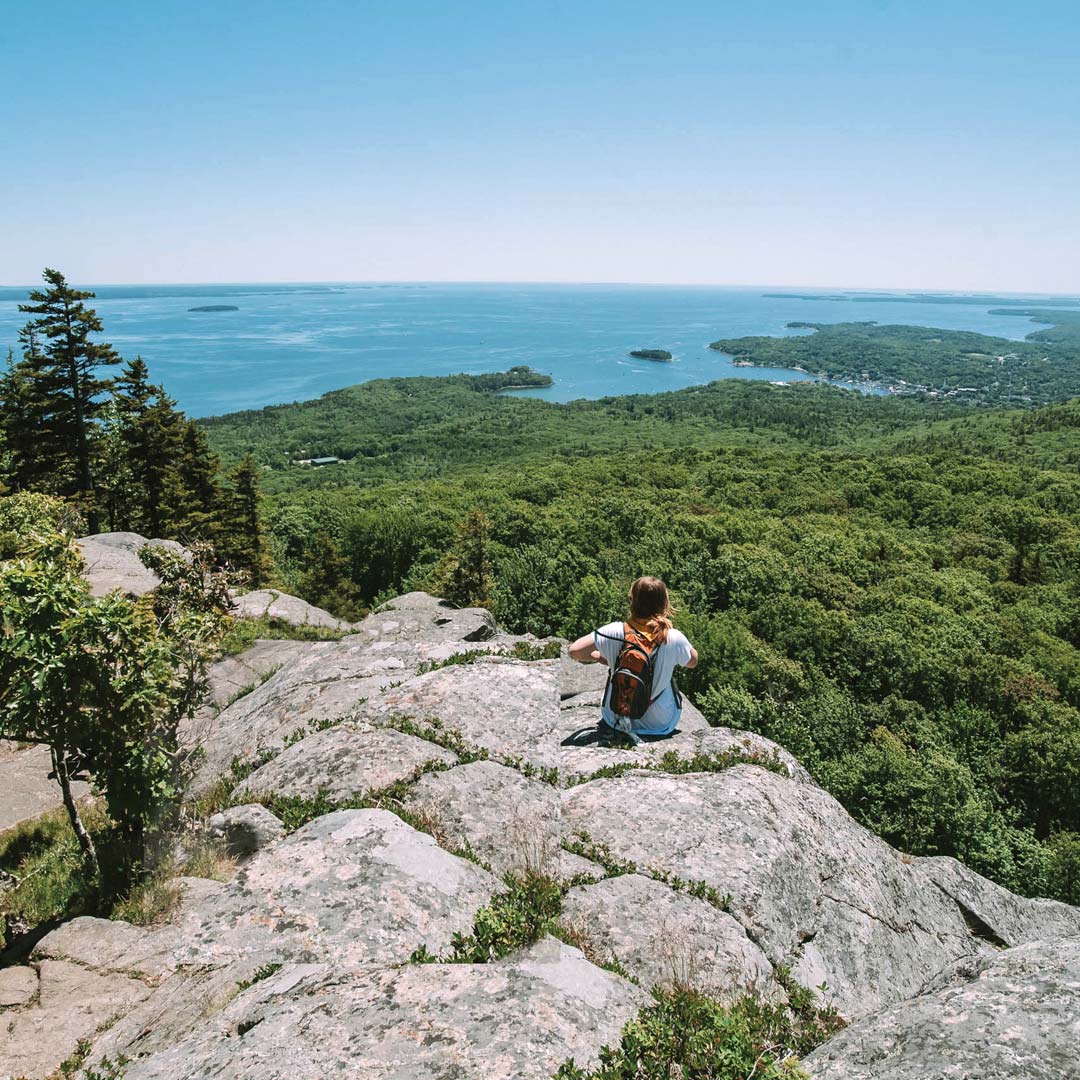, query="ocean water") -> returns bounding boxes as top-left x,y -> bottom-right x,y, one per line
0,282 -> 1064,418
